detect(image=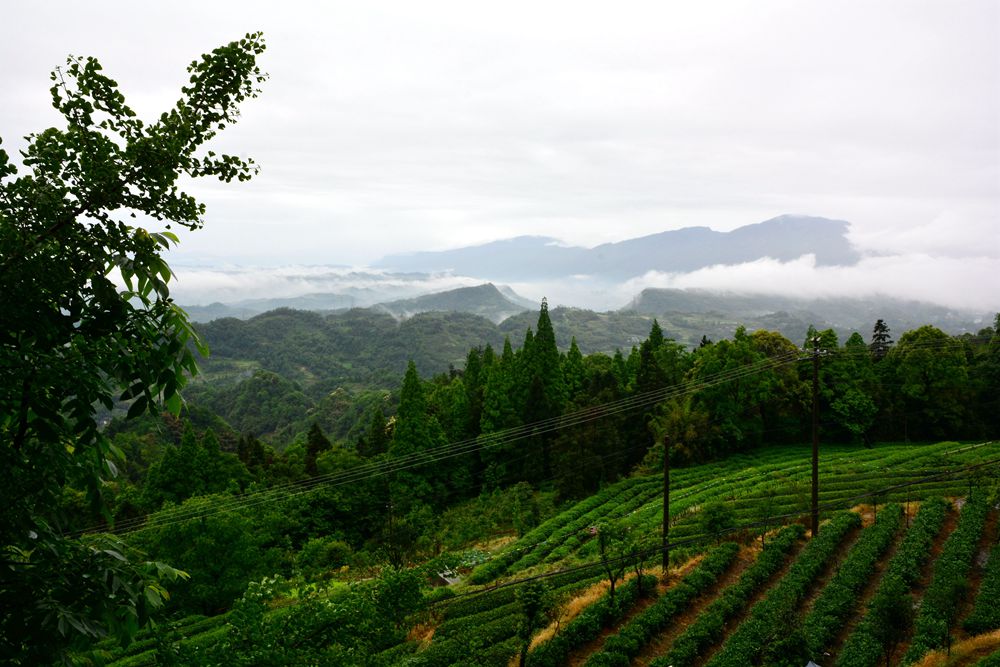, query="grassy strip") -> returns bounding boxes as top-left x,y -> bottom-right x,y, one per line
525,574 -> 657,667
651,523 -> 805,667
703,511 -> 862,667
834,497 -> 950,667
965,536 -> 1000,635
904,493 -> 991,664
443,567 -> 607,620
802,504 -> 904,658
583,542 -> 739,667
